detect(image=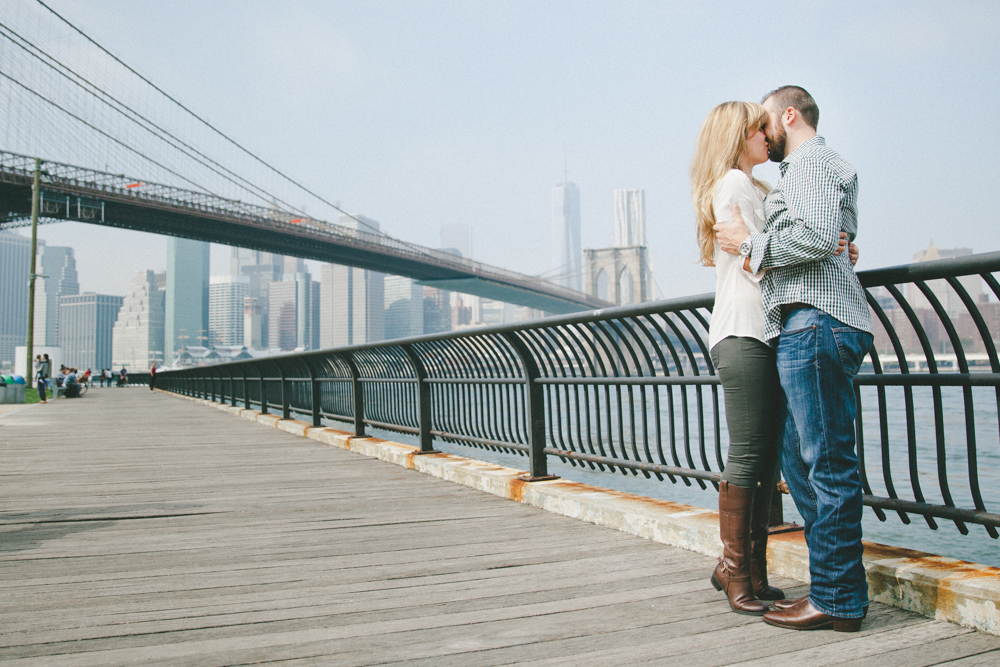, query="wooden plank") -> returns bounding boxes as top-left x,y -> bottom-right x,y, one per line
1,390 -> 998,666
